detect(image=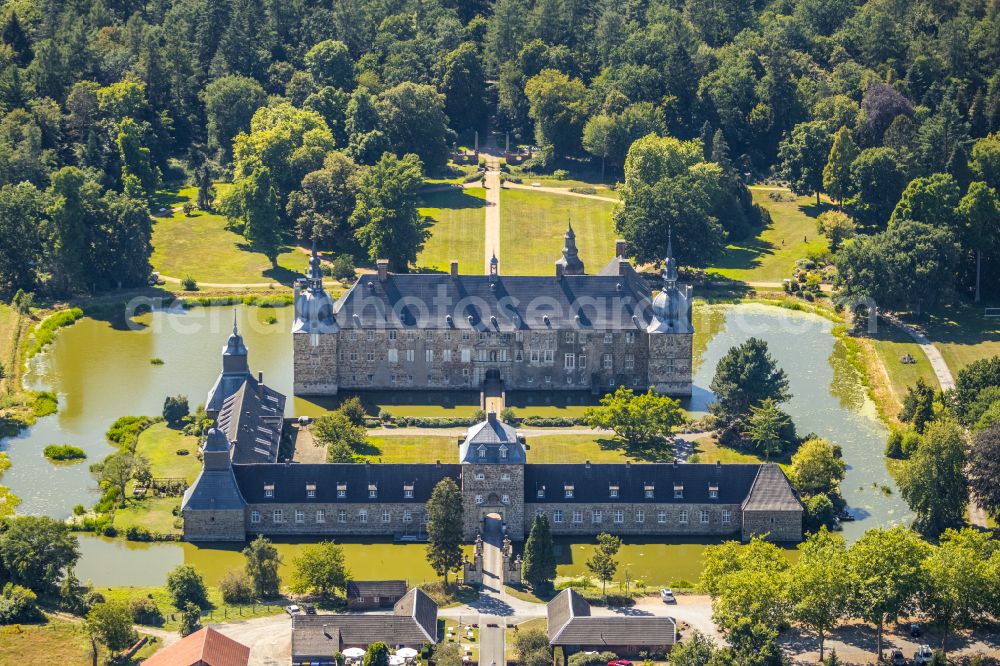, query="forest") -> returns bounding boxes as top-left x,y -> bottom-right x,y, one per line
0,0 -> 997,305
